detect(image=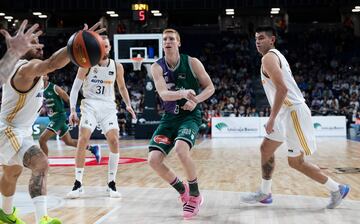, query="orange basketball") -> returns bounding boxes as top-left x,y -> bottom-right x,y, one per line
67,30 -> 105,68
